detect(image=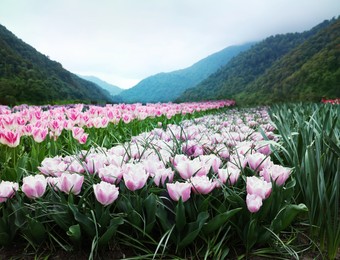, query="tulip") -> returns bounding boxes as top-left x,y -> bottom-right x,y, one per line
260,164 -> 291,186
247,153 -> 271,171
0,129 -> 20,147
152,168 -> 174,187
98,164 -> 123,184
190,175 -> 215,194
122,163 -> 148,191
246,194 -> 263,213
218,164 -> 241,185
246,176 -> 272,200
142,158 -> 164,175
166,181 -> 191,202
77,133 -> 88,144
67,160 -> 85,174
175,159 -> 202,179
59,172 -> 84,195
93,181 -> 119,206
22,175 -> 47,199
32,127 -> 48,143
199,154 -> 221,173
0,181 -> 19,203
38,157 -> 68,177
